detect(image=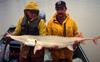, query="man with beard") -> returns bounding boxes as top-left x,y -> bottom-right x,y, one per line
47,1 -> 82,62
